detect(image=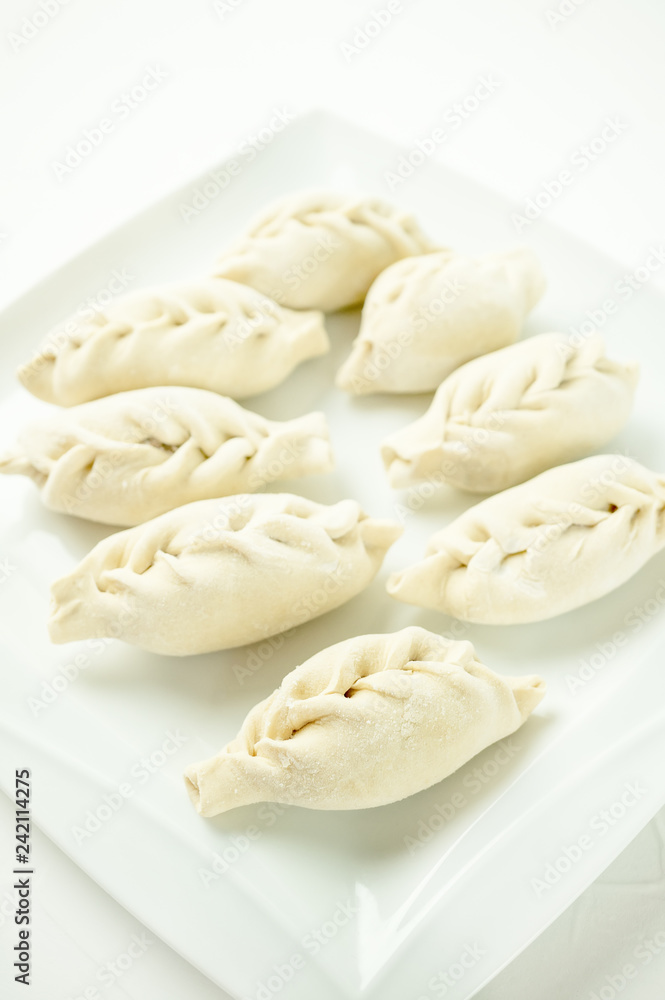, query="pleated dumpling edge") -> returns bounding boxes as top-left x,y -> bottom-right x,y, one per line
213,190 -> 436,312
387,454 -> 665,624
48,494 -> 403,655
17,278 -> 329,406
0,387 -> 335,525
183,626 -> 546,815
